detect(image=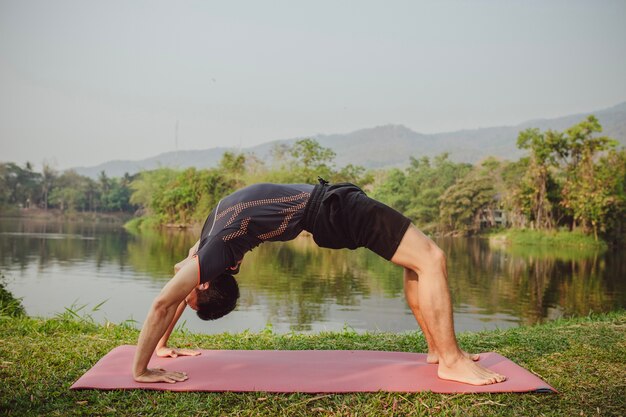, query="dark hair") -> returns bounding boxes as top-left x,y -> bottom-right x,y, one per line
195,273 -> 240,320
